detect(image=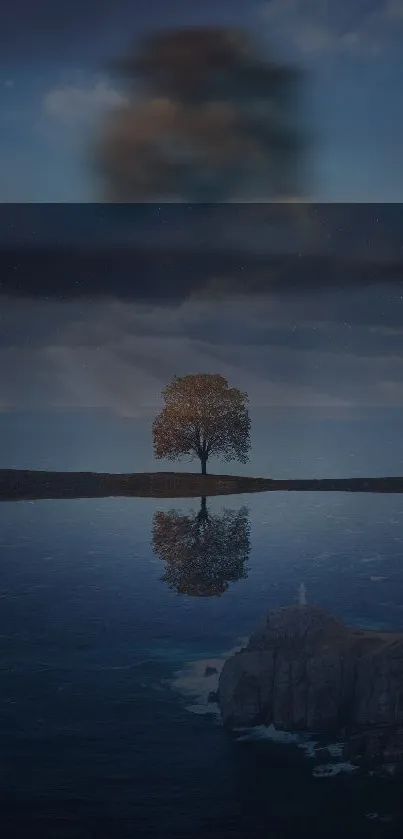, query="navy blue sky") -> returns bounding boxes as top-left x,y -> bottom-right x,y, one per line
1,205 -> 403,437
1,203 -> 403,427
1,1 -> 403,201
